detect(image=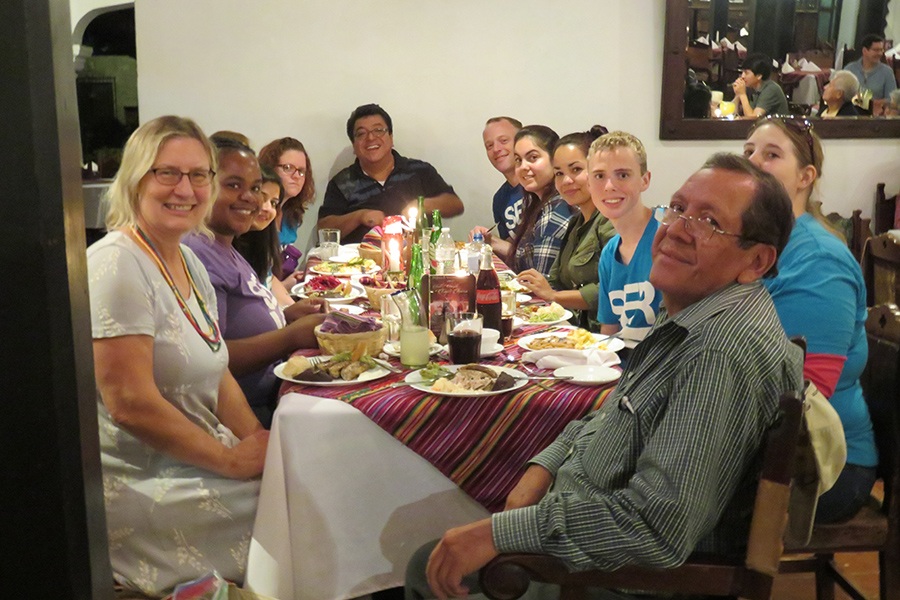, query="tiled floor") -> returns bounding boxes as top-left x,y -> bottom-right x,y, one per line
773,551 -> 880,599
